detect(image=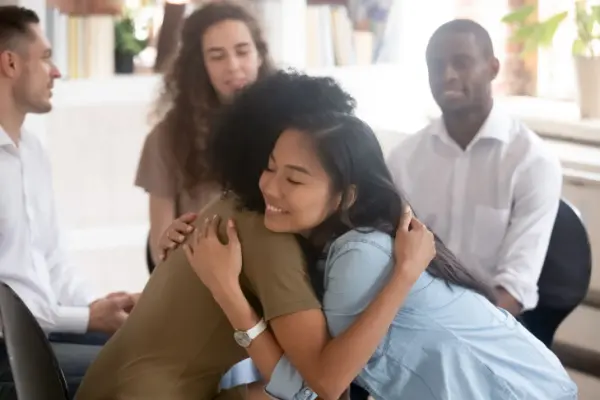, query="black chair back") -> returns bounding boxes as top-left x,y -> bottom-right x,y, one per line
0,283 -> 69,400
537,199 -> 592,309
146,233 -> 156,274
